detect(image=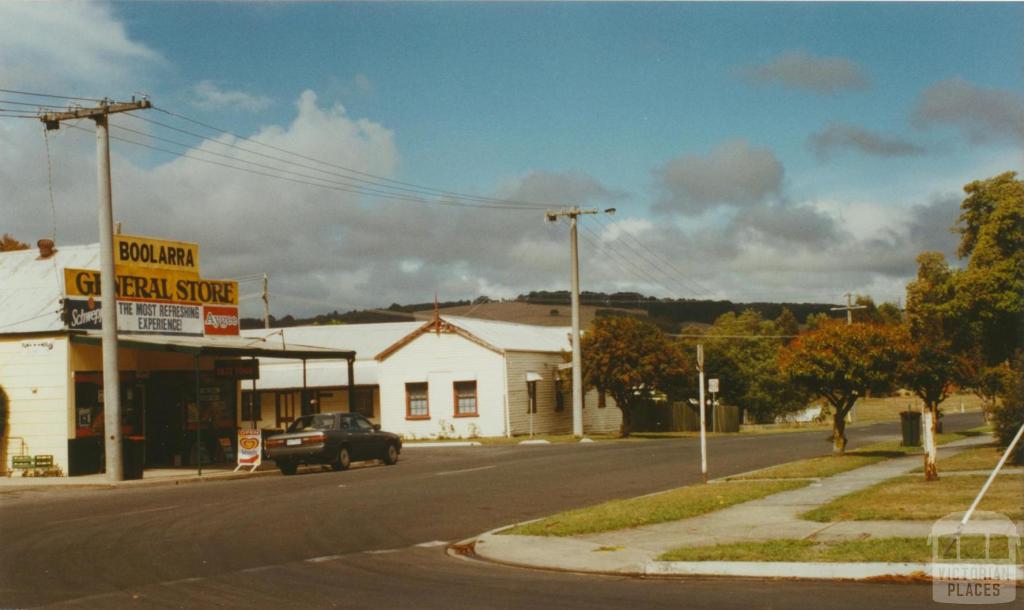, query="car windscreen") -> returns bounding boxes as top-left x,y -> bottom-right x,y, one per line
287,414 -> 335,433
